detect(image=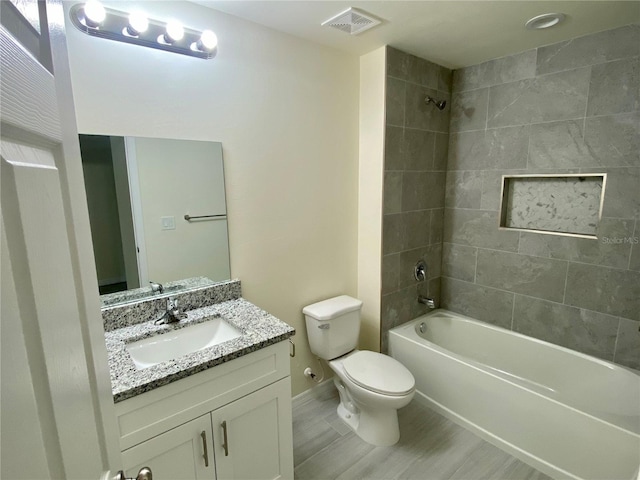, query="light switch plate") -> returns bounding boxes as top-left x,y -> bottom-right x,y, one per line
161,216 -> 176,230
